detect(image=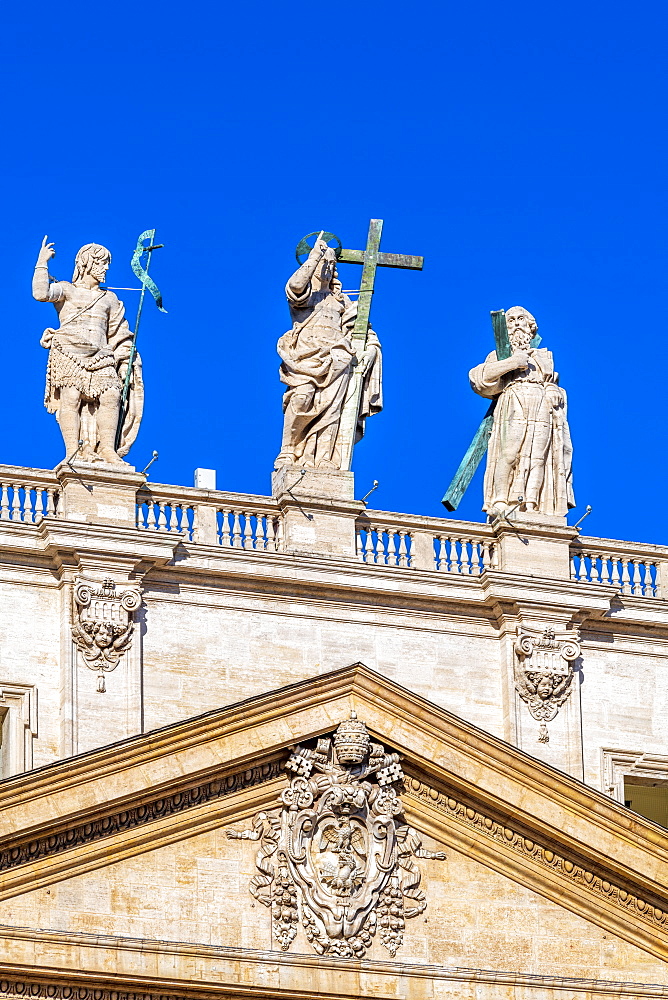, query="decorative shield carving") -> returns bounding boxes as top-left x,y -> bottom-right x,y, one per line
71,576 -> 142,692
228,714 -> 445,958
514,626 -> 581,742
